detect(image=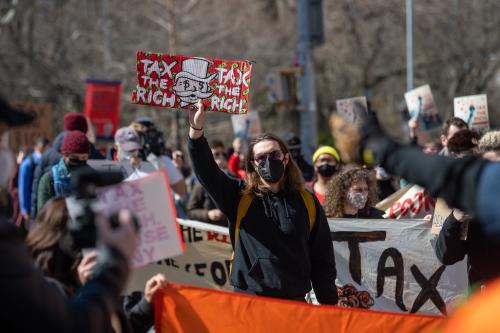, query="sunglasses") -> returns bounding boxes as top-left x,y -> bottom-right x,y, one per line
253,150 -> 284,164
